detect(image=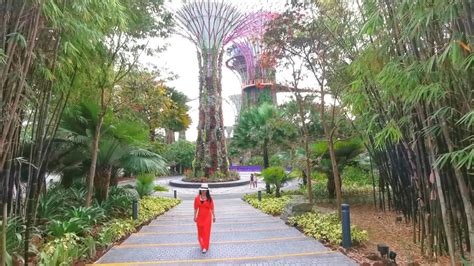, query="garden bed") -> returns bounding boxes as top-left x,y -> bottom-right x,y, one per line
181,176 -> 240,183
242,190 -> 303,216
3,185 -> 181,266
